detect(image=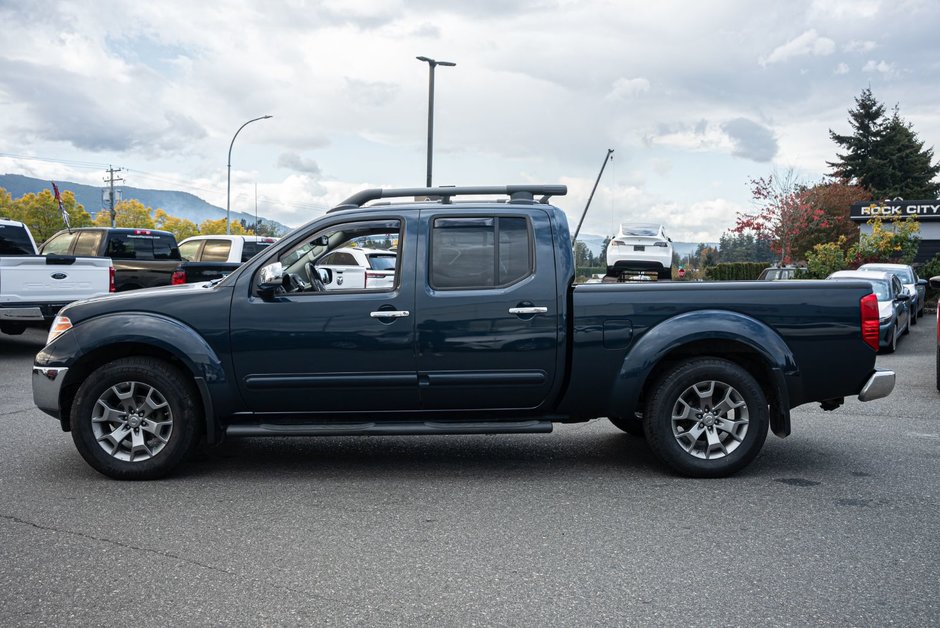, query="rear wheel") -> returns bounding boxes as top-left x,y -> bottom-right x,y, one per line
70,357 -> 201,480
644,358 -> 769,478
